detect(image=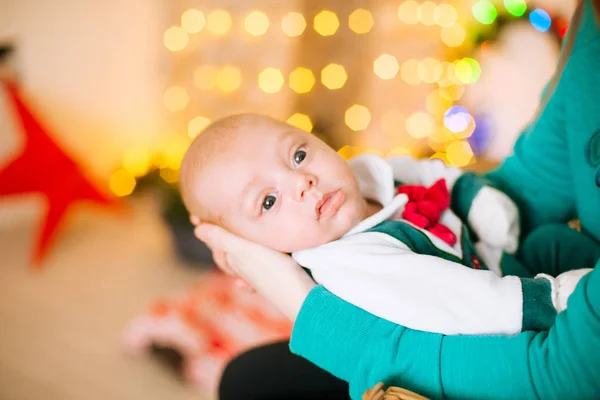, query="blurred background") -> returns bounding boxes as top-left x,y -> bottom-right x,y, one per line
0,0 -> 576,399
